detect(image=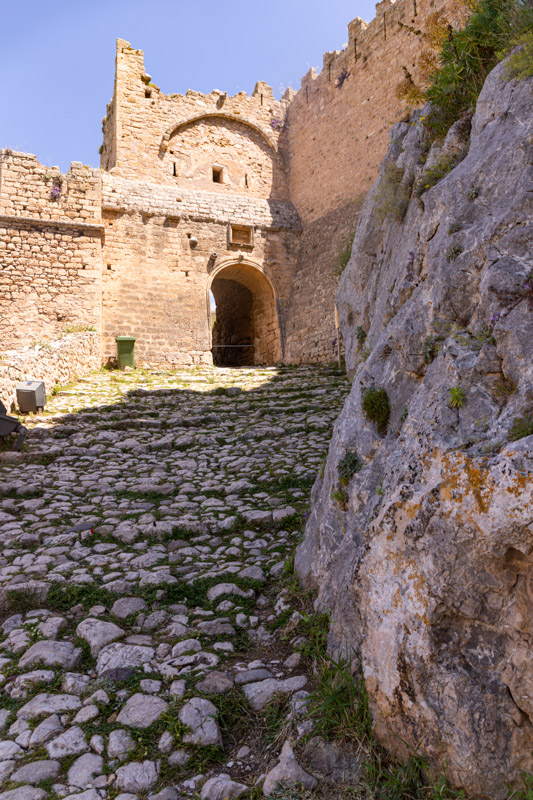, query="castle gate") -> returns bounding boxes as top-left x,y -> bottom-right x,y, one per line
208,261 -> 281,367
